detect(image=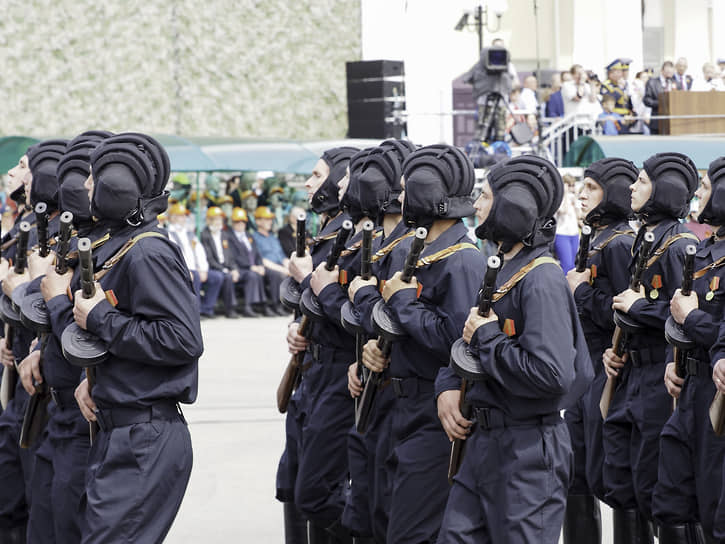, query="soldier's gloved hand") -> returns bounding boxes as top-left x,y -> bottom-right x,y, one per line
75,378 -> 98,423
18,350 -> 42,396
287,322 -> 308,354
565,267 -> 591,294
1,268 -> 30,297
310,262 -> 339,296
0,339 -> 15,369
362,339 -> 389,372
348,275 -> 377,302
670,288 -> 698,325
28,250 -> 55,280
713,359 -> 725,394
664,361 -> 684,399
0,258 -> 9,282
40,266 -> 73,302
437,389 -> 472,442
347,363 -> 362,398
382,271 -> 416,302
73,283 -> 106,330
462,307 -> 498,344
289,251 -> 313,283
603,347 -> 627,379
612,285 -> 645,313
